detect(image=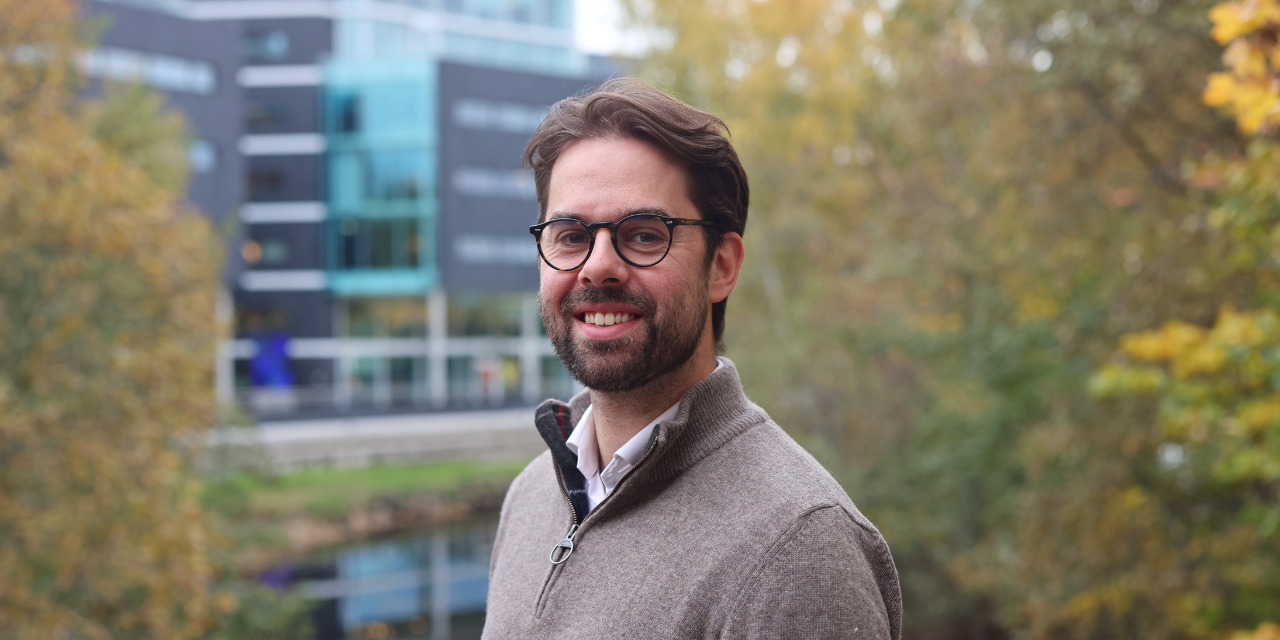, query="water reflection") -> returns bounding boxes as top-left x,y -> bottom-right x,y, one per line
278,520 -> 496,640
